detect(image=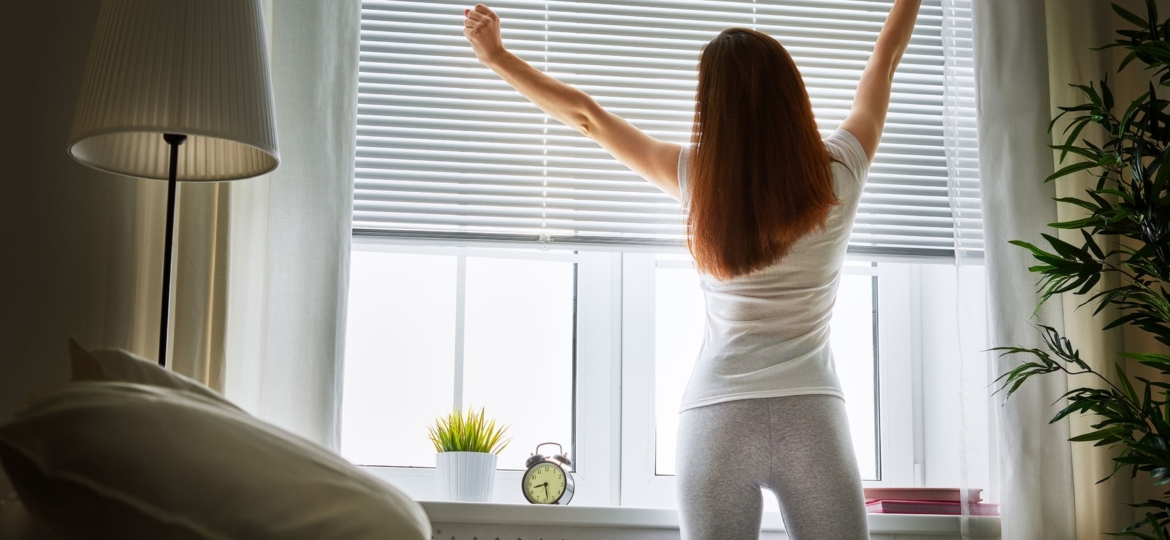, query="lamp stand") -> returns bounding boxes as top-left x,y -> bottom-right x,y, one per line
158,133 -> 187,368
